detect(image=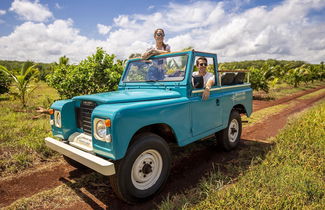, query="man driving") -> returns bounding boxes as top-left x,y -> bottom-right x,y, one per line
192,57 -> 215,100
